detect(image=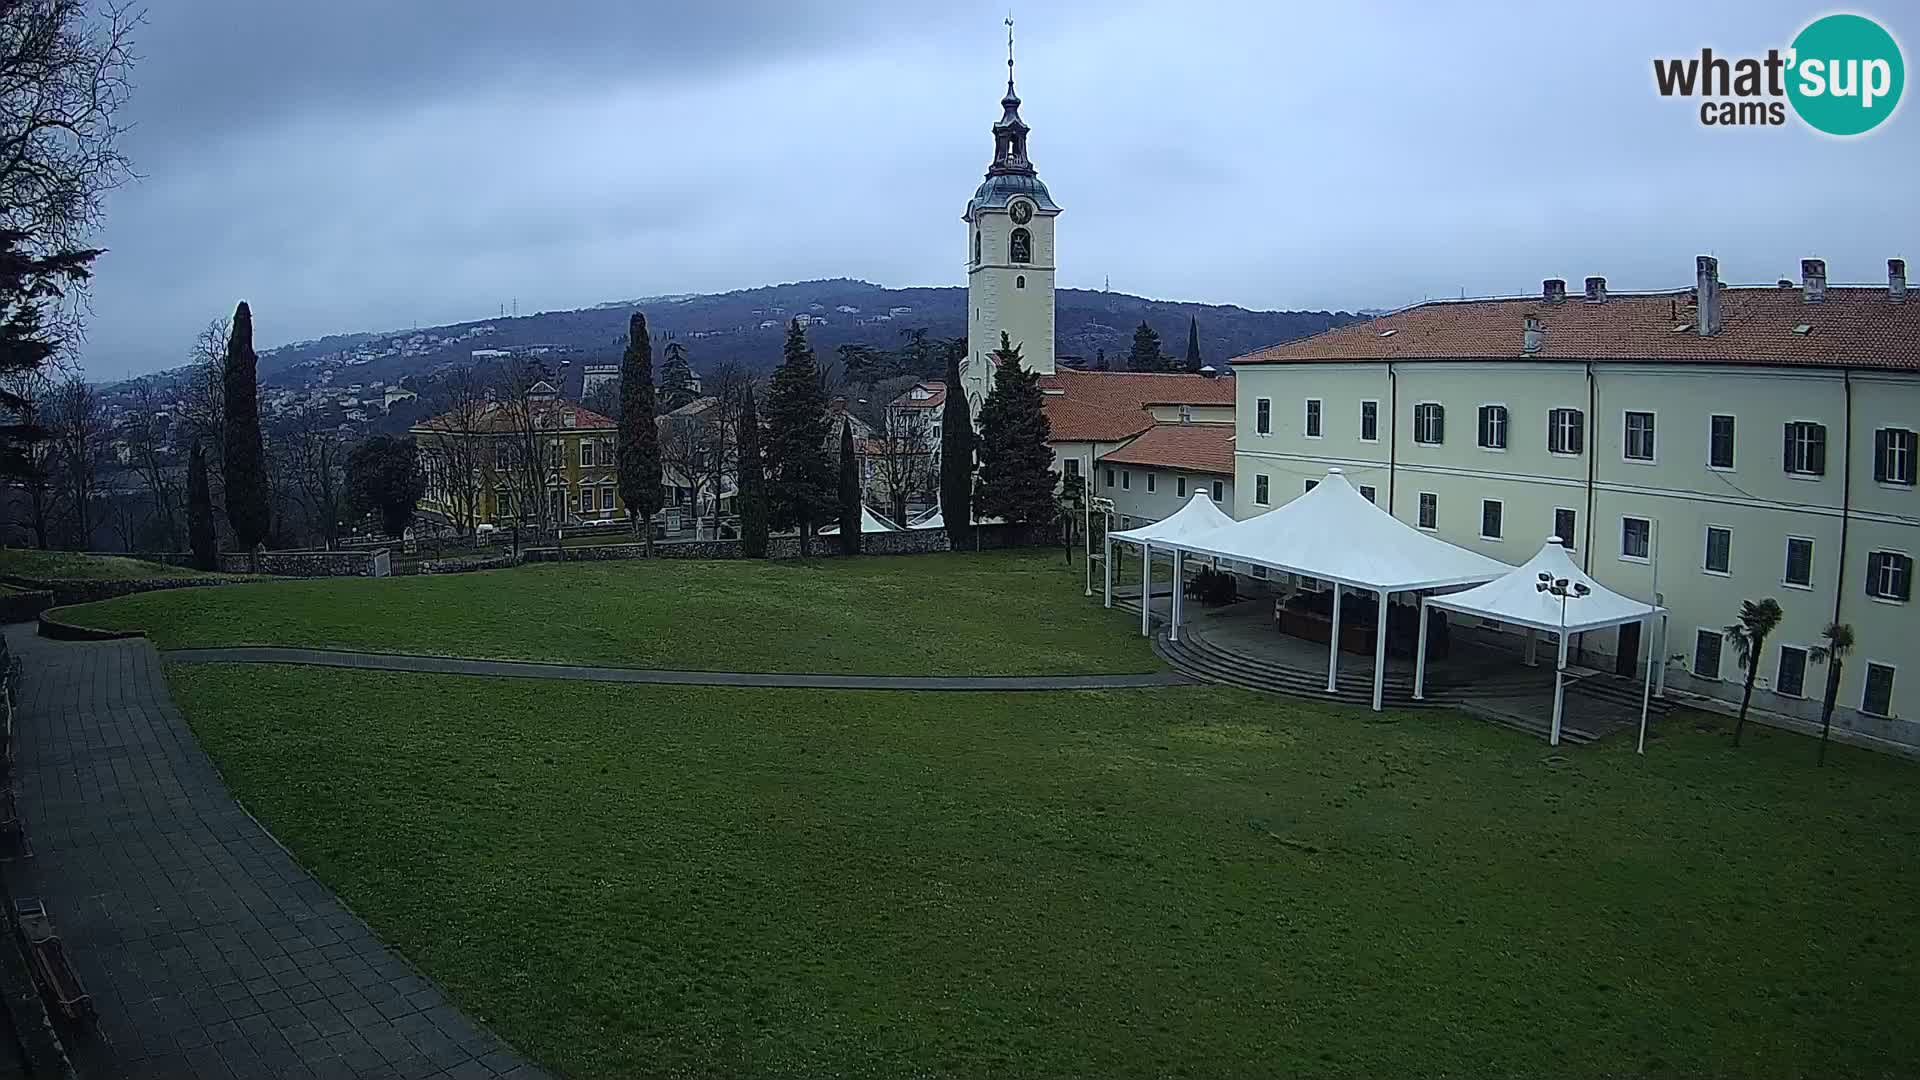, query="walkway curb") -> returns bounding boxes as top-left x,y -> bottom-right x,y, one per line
163,646 -> 1191,691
